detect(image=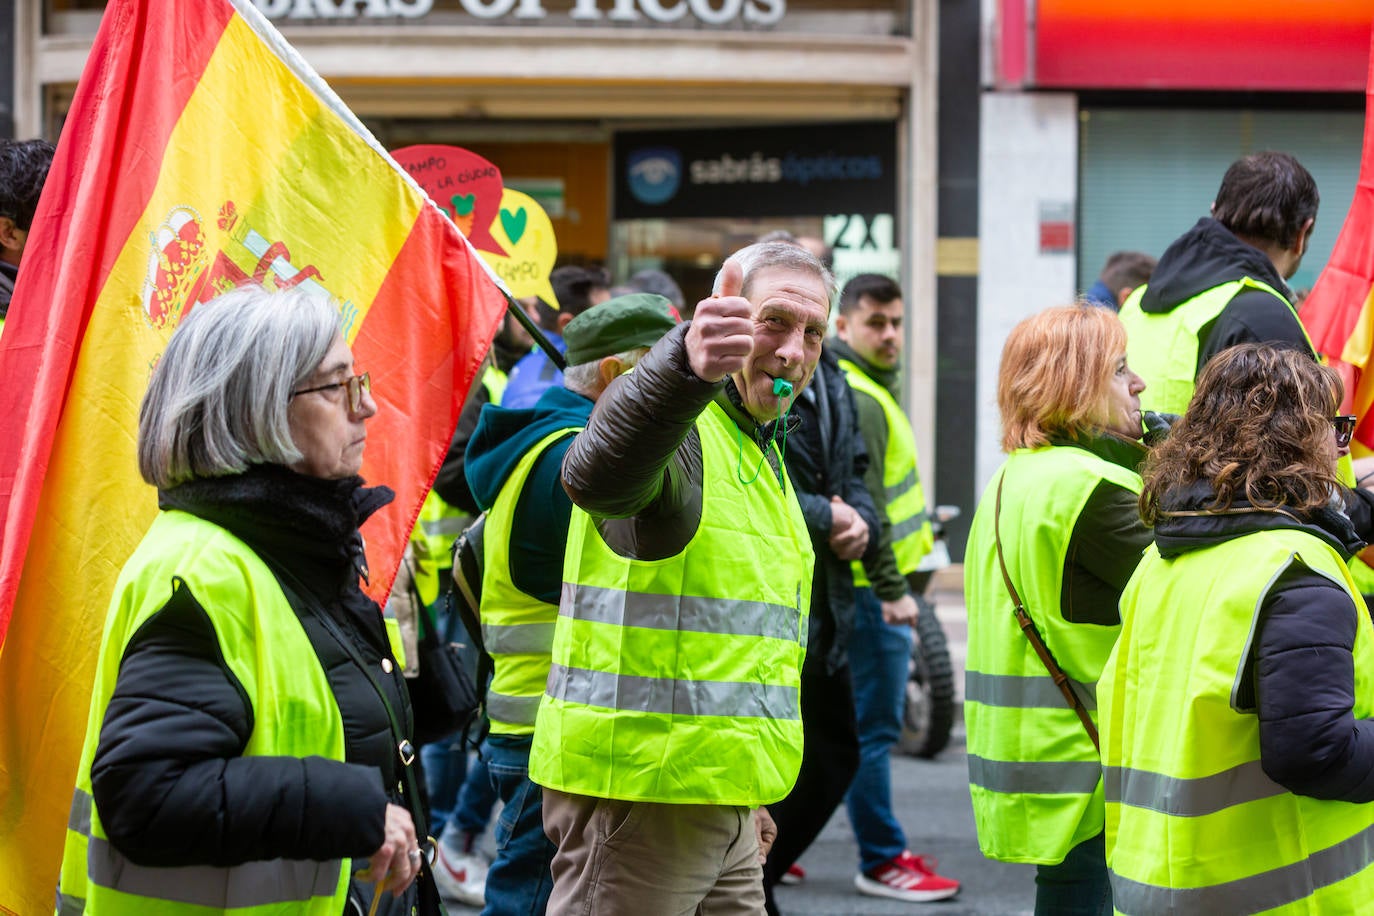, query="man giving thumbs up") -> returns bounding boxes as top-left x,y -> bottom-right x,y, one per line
531,241 -> 834,916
